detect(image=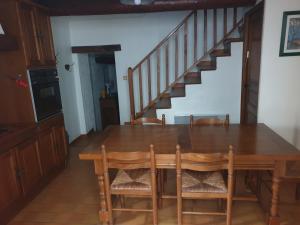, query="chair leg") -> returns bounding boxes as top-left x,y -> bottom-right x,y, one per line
226,198 -> 233,225
152,195 -> 158,225
177,196 -> 182,225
